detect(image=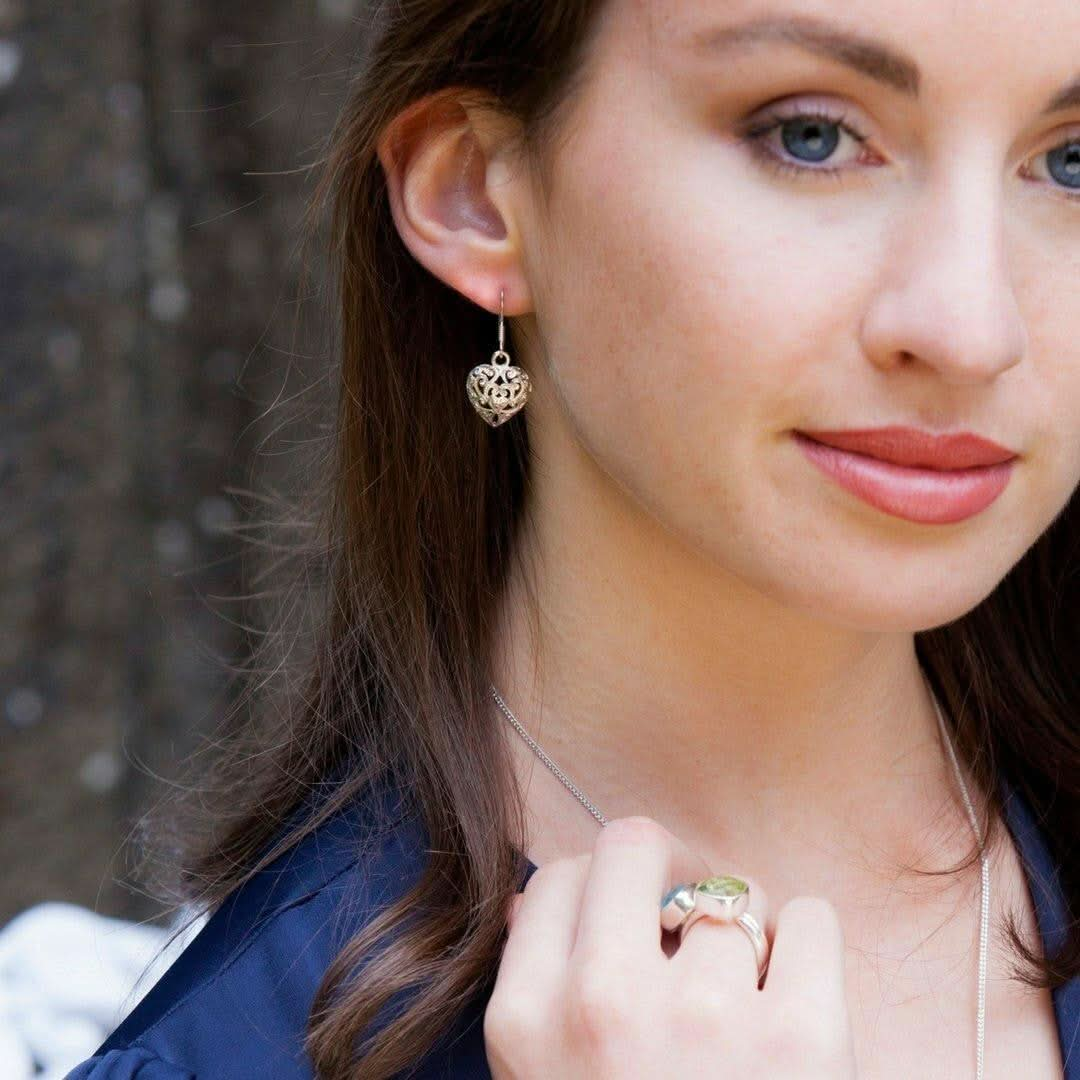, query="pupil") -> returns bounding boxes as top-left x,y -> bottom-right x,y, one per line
781,118 -> 839,164
1048,141 -> 1080,188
